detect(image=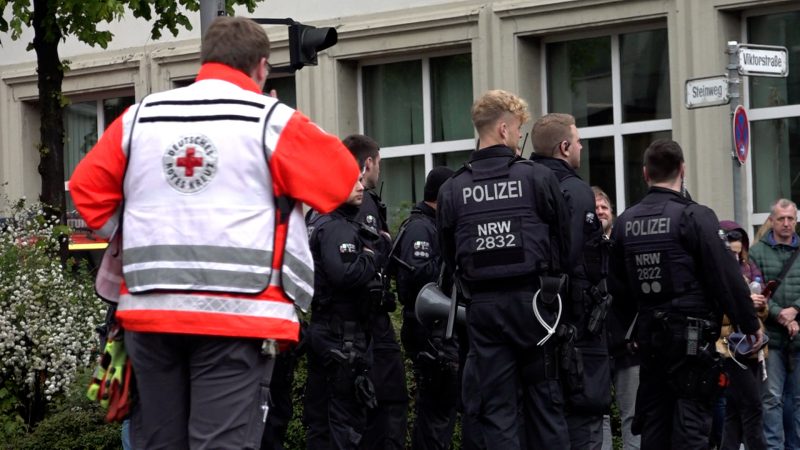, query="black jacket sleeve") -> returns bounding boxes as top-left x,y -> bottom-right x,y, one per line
608,220 -> 633,312
437,179 -> 457,291
396,218 -> 440,300
683,204 -> 760,334
535,168 -> 572,274
316,222 -> 378,291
